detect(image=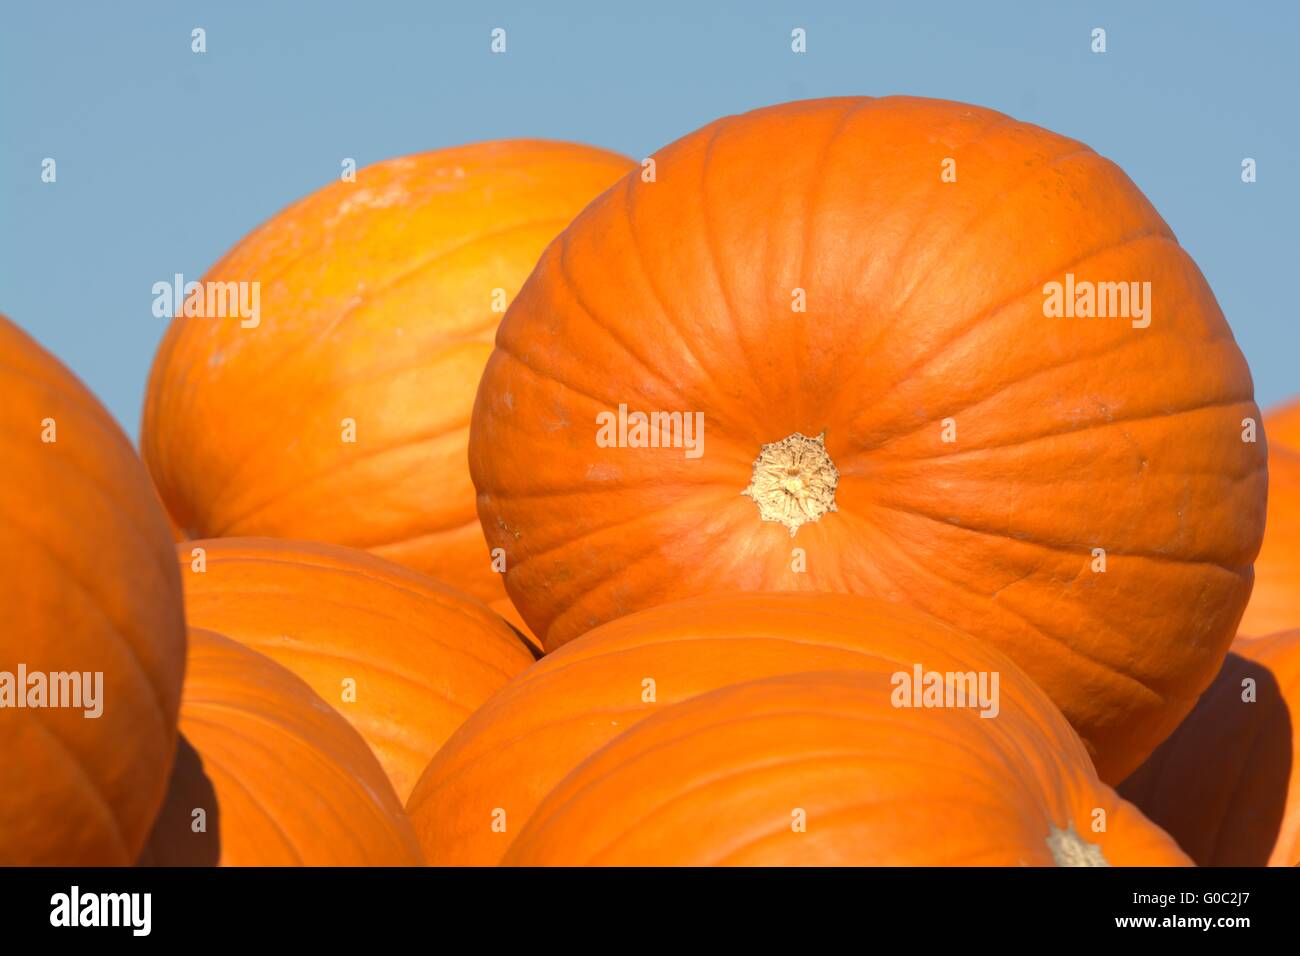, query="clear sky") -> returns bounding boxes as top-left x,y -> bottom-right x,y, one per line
3,1 -> 1297,437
